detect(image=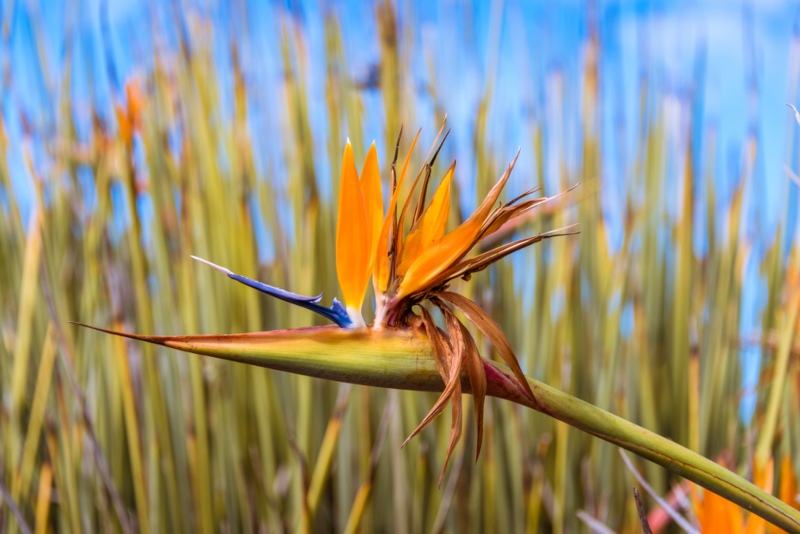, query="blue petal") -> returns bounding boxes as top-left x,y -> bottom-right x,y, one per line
227,272 -> 353,328
191,256 -> 353,328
